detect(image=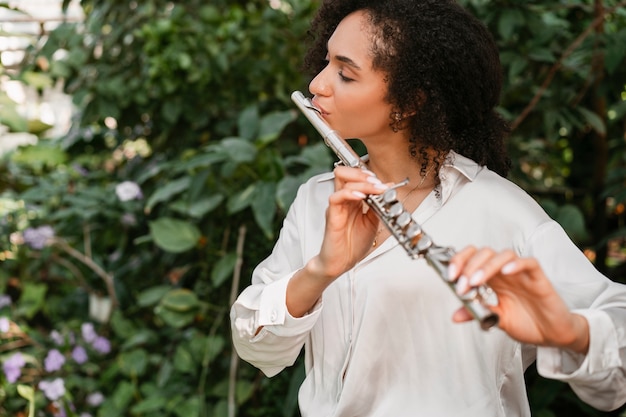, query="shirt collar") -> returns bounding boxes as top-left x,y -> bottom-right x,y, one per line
316,150 -> 482,186
437,150 -> 482,206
